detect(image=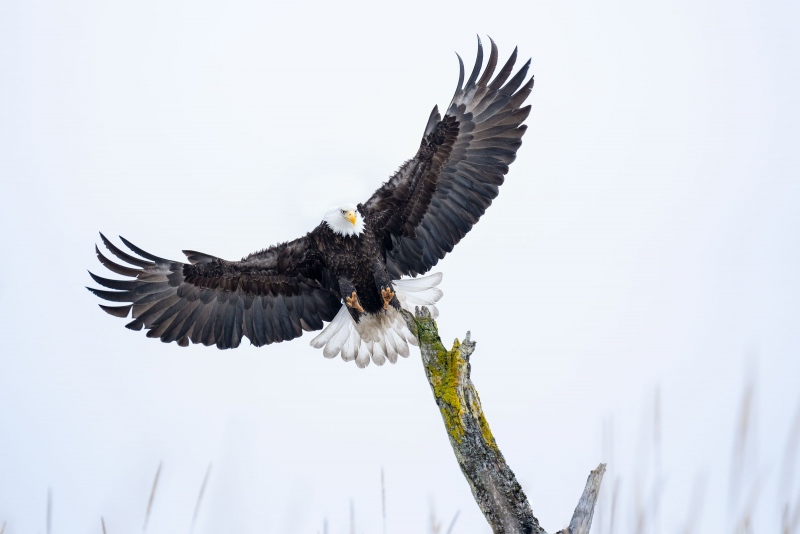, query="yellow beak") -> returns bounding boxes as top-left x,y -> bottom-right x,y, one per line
346,211 -> 357,225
